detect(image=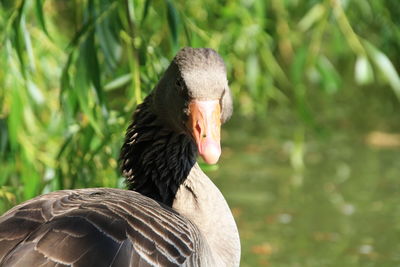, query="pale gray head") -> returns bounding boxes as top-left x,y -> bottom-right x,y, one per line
153,47 -> 233,164
120,48 -> 233,204
153,48 -> 232,127
174,48 -> 229,100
